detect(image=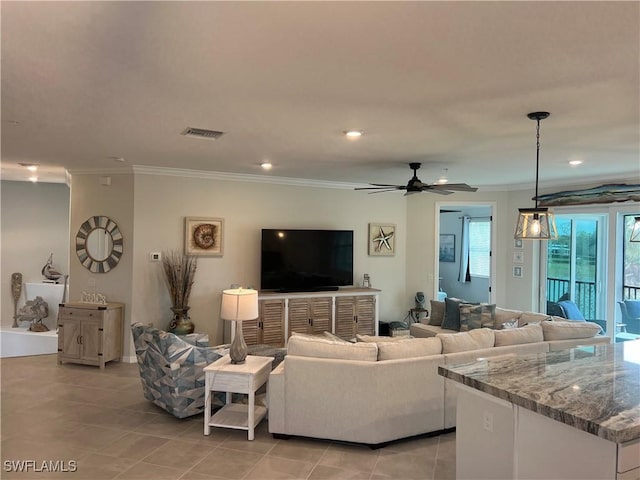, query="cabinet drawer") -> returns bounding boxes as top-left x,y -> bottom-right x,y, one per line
59,307 -> 101,321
